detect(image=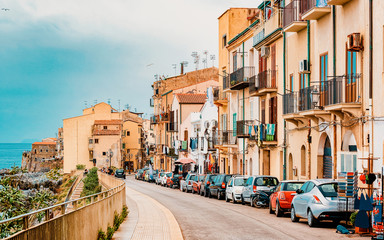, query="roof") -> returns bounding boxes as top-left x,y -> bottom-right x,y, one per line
32,142 -> 56,145
175,94 -> 206,104
93,130 -> 120,135
94,120 -> 122,125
